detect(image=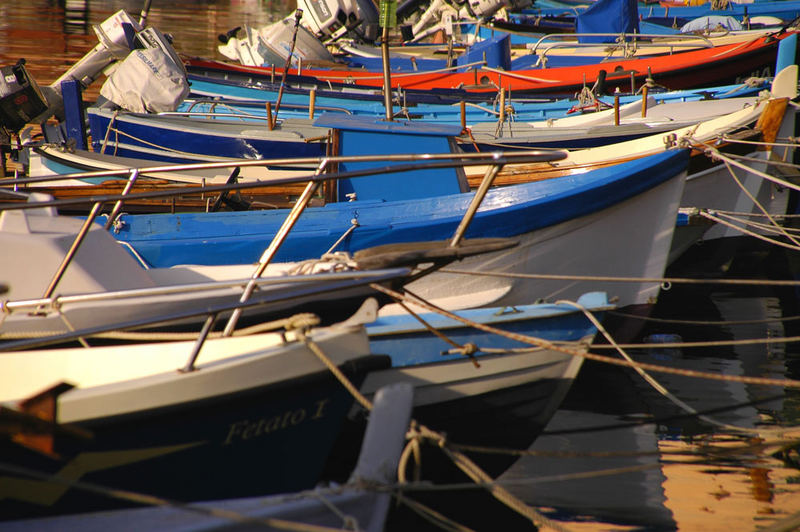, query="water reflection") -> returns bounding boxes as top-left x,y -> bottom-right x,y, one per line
499,244 -> 800,530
